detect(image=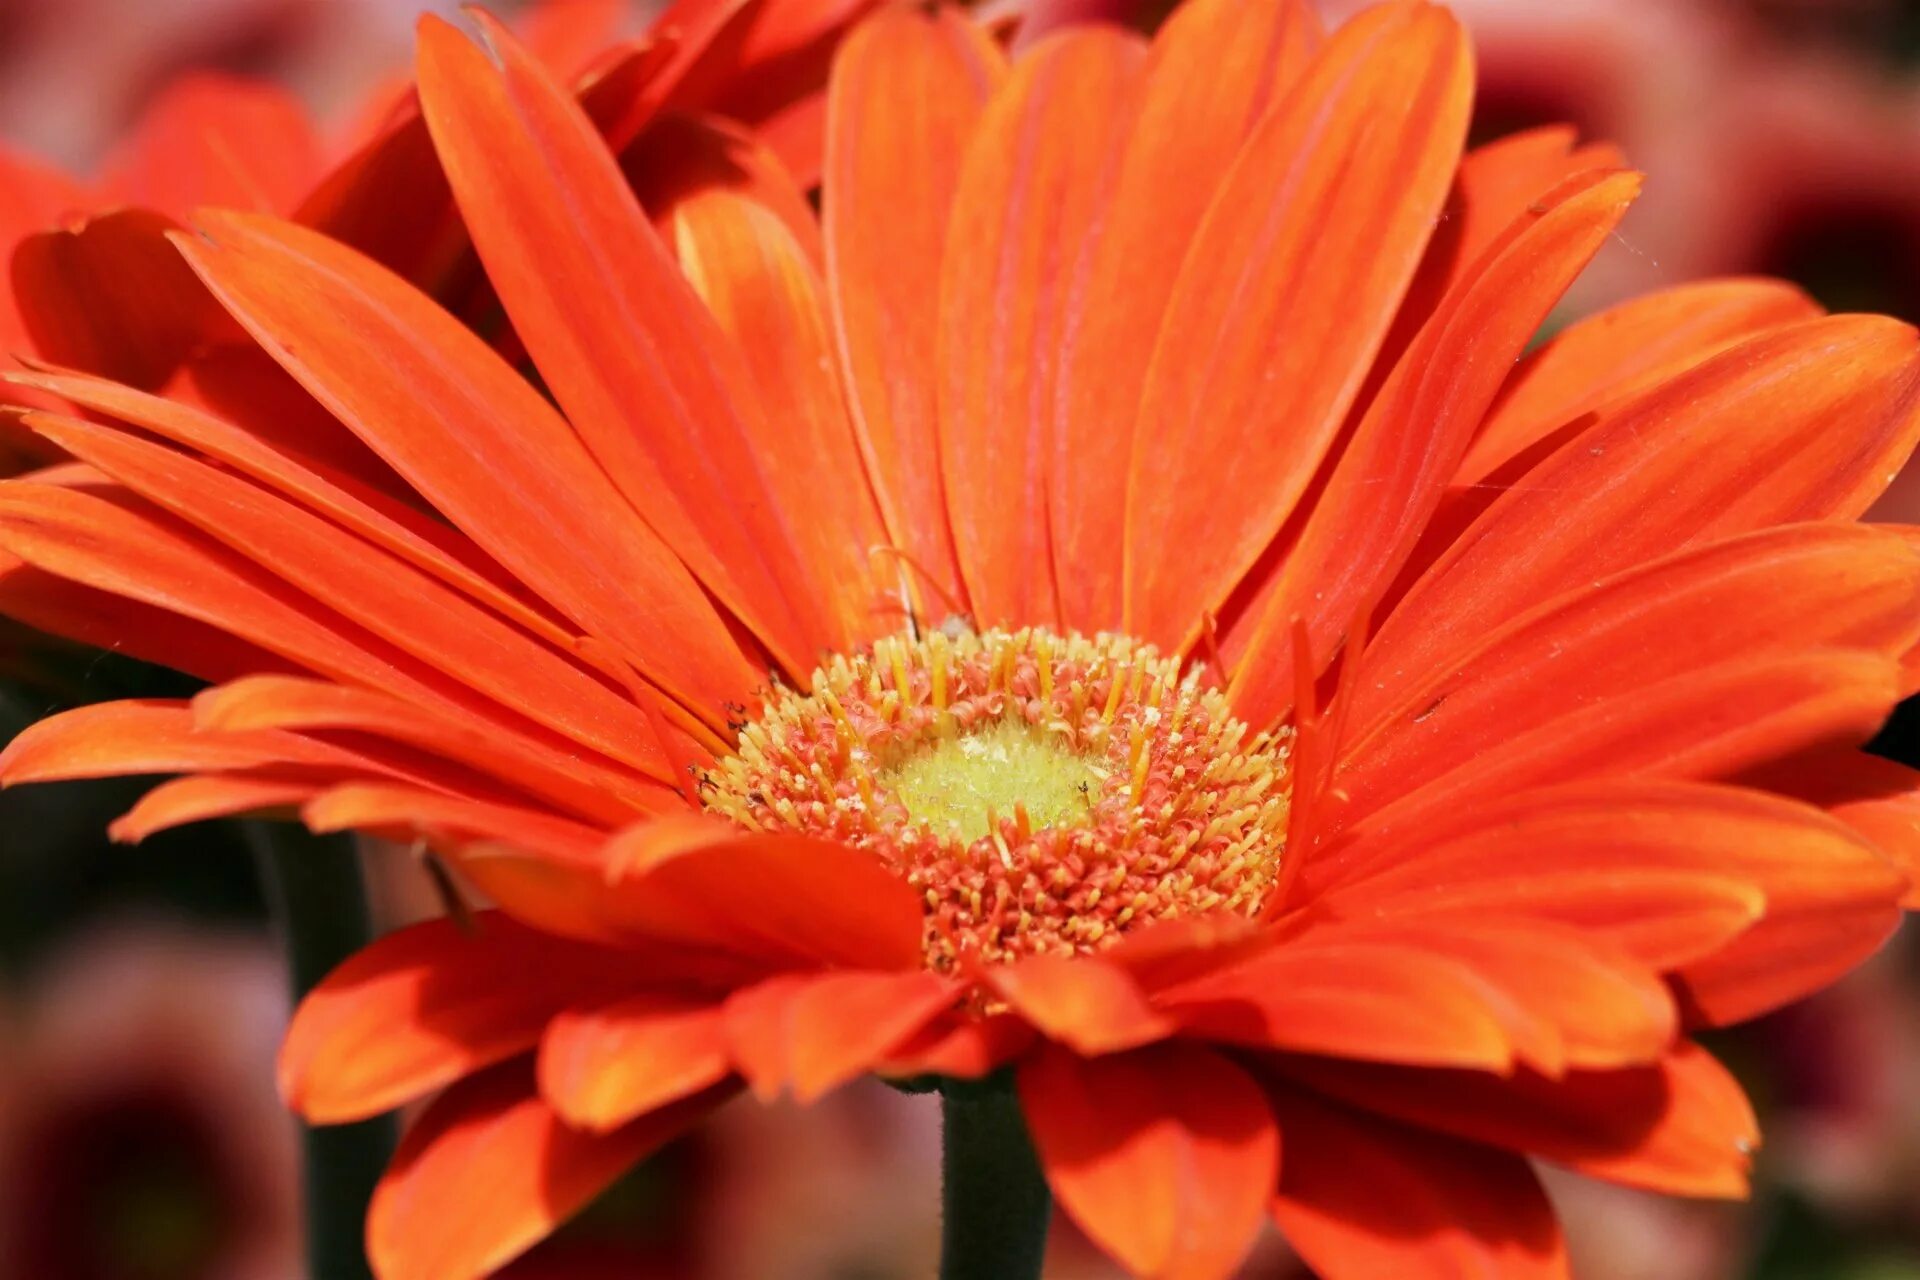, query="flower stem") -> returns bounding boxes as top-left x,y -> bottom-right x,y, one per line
939,1087 -> 1051,1280
251,824 -> 396,1280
